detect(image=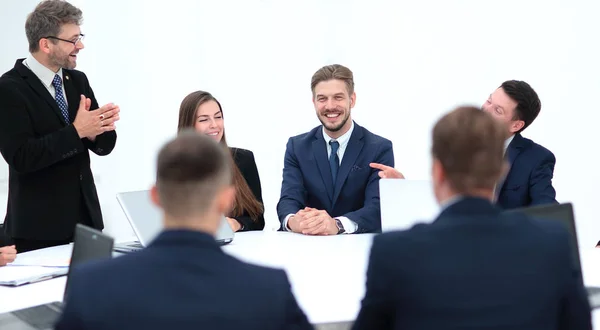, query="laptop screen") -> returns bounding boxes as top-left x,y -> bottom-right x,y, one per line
63,224 -> 114,301
503,203 -> 581,268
